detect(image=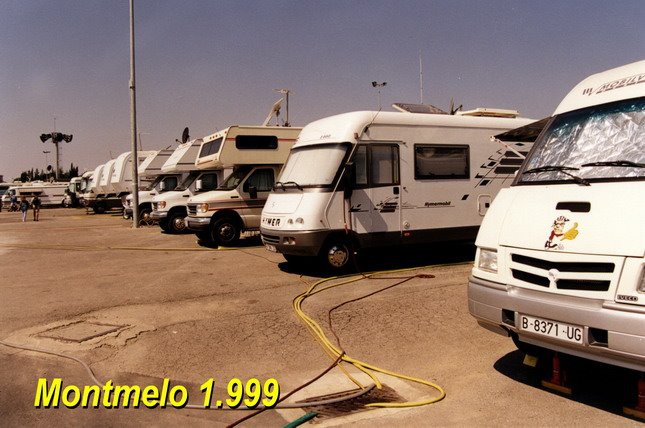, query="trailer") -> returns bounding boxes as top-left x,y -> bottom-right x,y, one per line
185,125 -> 301,244
260,108 -> 535,270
